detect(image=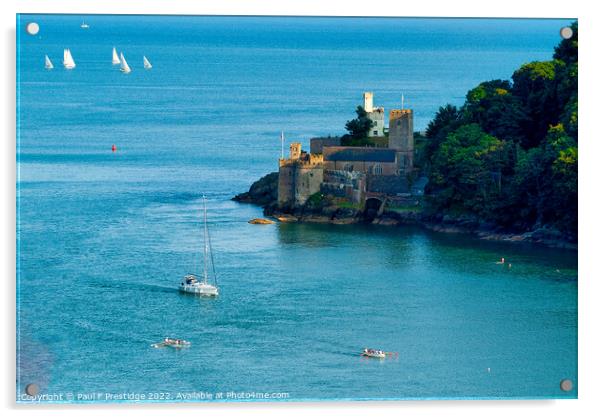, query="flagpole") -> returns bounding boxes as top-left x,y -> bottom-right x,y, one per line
280,131 -> 284,159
